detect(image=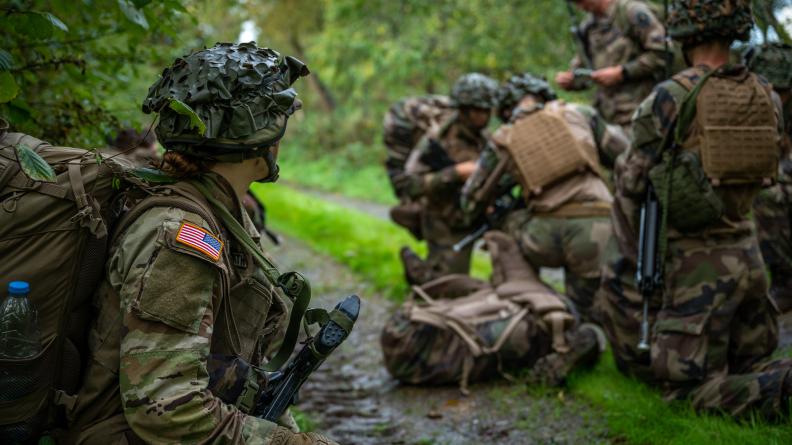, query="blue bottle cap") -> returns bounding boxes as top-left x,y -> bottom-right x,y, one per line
8,281 -> 30,296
